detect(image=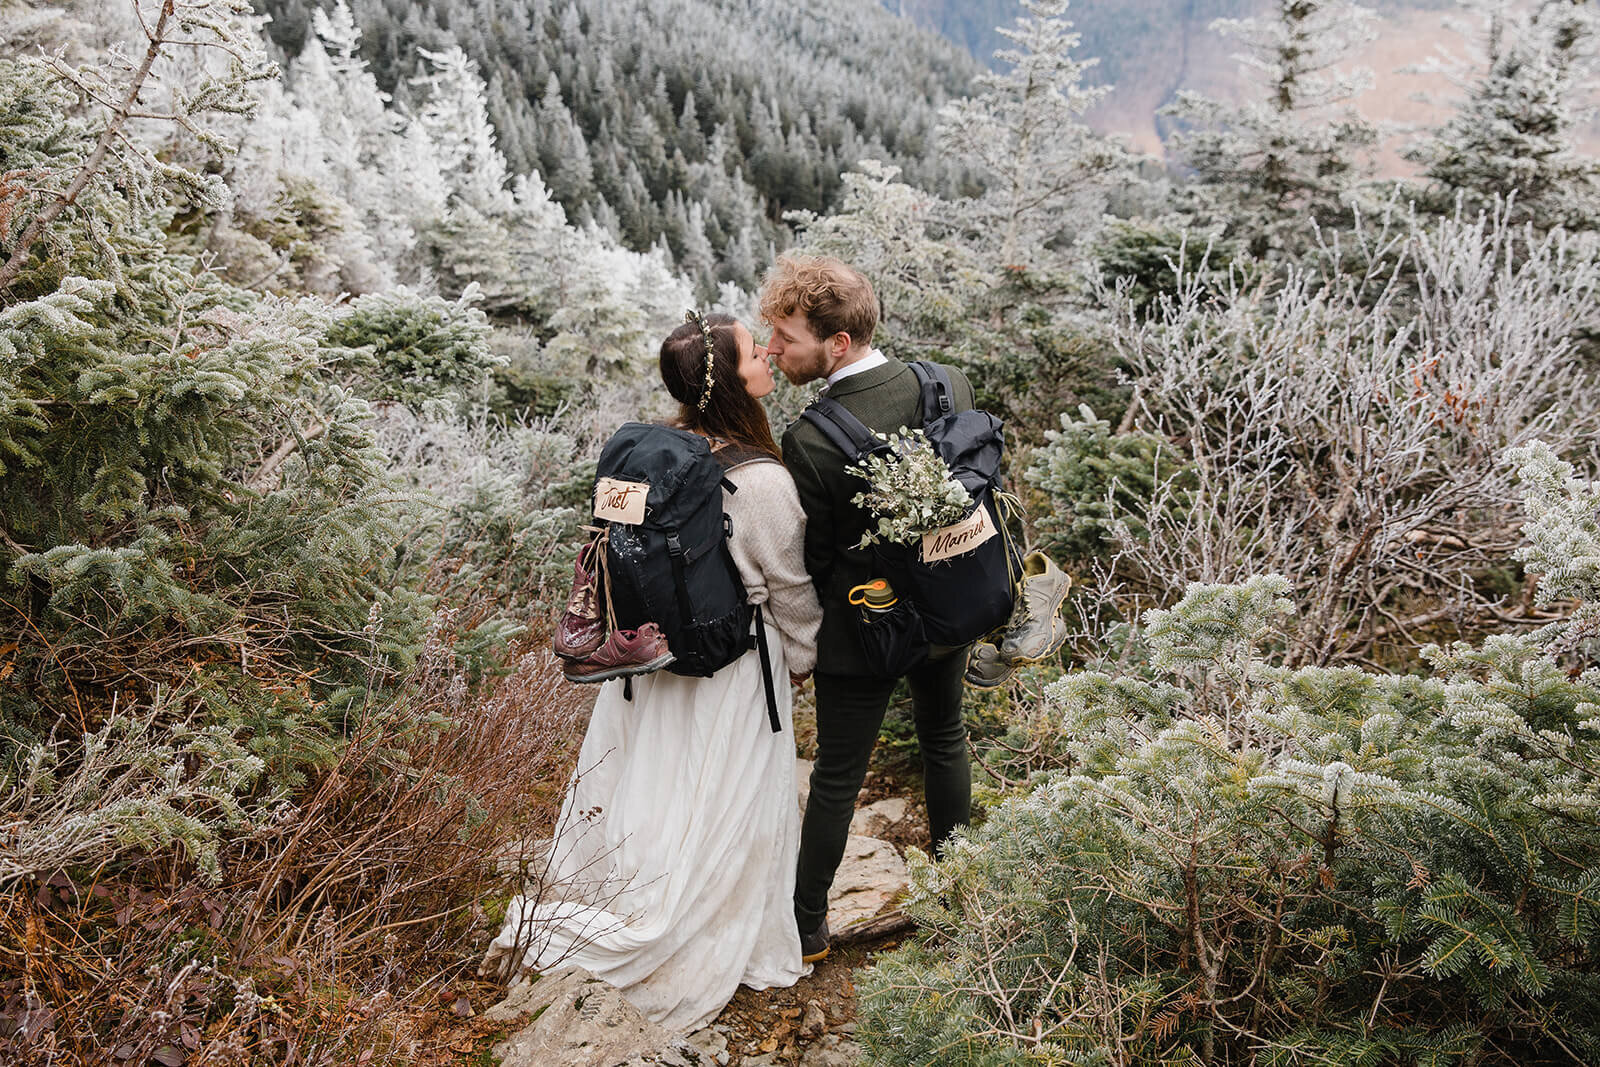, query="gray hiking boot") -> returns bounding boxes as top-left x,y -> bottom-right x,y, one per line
998,552 -> 1073,664
964,638 -> 1015,690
